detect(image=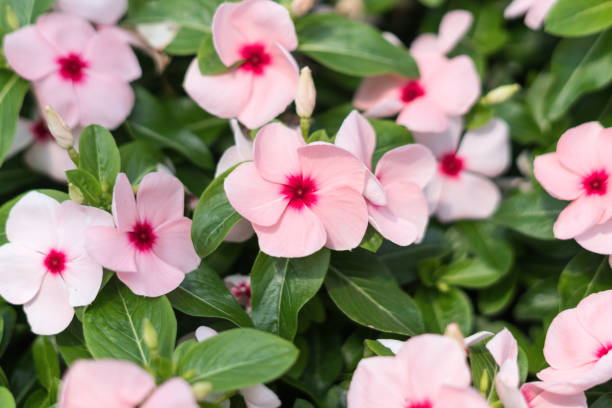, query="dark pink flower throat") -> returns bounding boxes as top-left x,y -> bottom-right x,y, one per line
281,174 -> 318,210
582,170 -> 608,196
44,249 -> 66,275
240,43 -> 272,75
596,343 -> 612,359
401,80 -> 425,103
57,53 -> 88,83
405,401 -> 433,408
31,120 -> 52,142
439,152 -> 464,177
128,221 -> 157,252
